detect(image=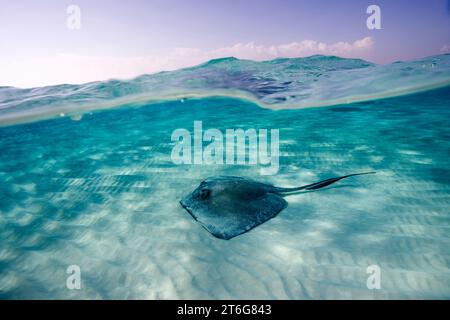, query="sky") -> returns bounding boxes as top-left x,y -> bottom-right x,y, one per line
1,0 -> 450,88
